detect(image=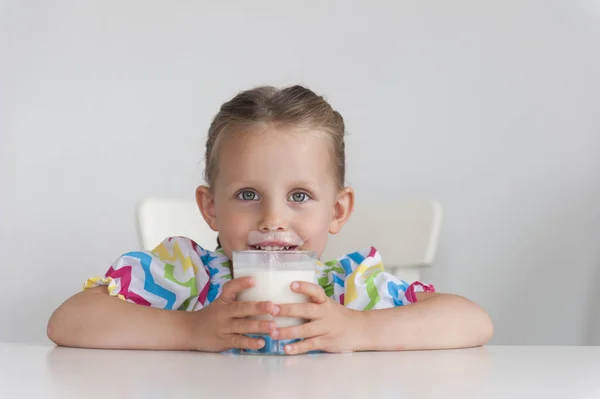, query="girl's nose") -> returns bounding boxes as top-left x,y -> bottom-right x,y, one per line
259,202 -> 287,232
